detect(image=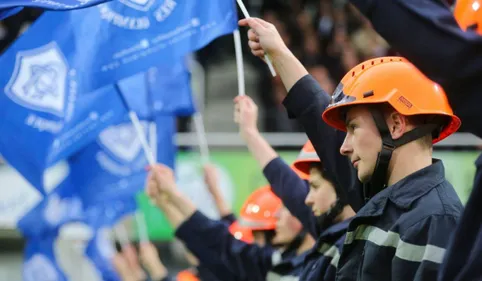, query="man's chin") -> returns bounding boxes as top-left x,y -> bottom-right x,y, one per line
358,172 -> 372,184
